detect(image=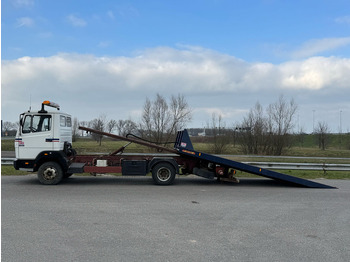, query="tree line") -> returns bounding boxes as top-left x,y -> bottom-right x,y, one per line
2,94 -> 349,154
207,96 -> 349,154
